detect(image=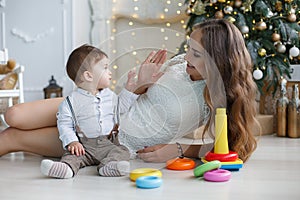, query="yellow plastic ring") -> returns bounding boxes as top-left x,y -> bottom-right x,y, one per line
130,168 -> 162,181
